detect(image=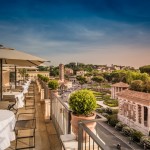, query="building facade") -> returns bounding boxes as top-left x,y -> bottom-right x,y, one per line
68,76 -> 76,83
76,70 -> 86,76
111,82 -> 129,99
117,90 -> 150,135
17,71 -> 49,80
65,68 -> 73,76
